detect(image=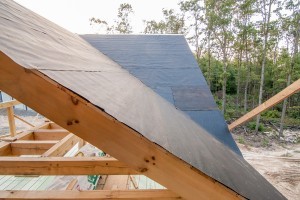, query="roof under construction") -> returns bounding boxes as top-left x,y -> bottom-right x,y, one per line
0,0 -> 285,199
